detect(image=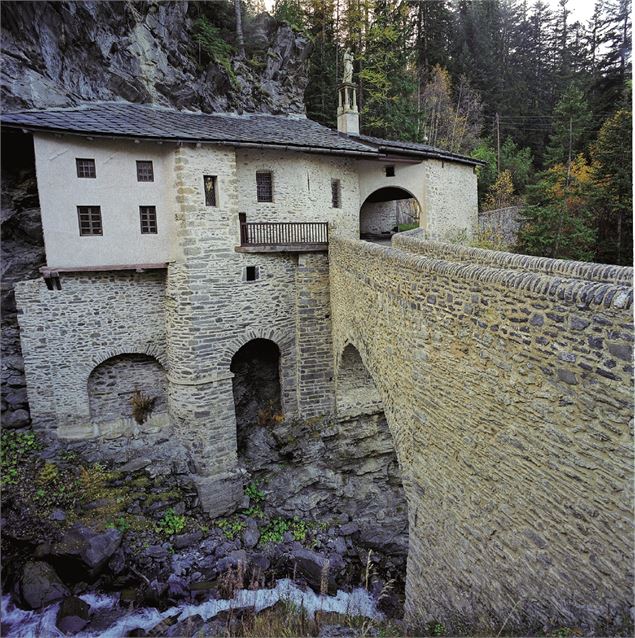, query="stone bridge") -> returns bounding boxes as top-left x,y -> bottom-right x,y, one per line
330,232 -> 634,633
